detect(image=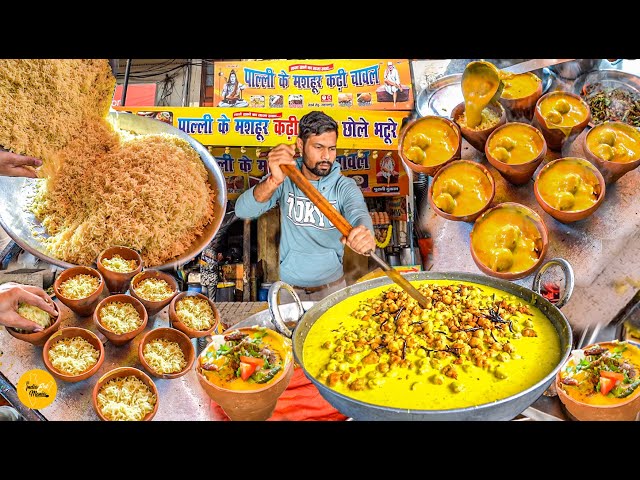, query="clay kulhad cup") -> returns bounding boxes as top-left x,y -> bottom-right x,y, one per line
485,122 -> 548,185
532,91 -> 591,151
195,326 -> 294,421
42,327 -> 105,382
93,293 -> 148,346
129,269 -> 179,317
533,157 -> 606,223
96,246 -> 143,295
53,266 -> 105,317
582,121 -> 640,184
6,300 -> 61,347
398,115 -> 462,176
